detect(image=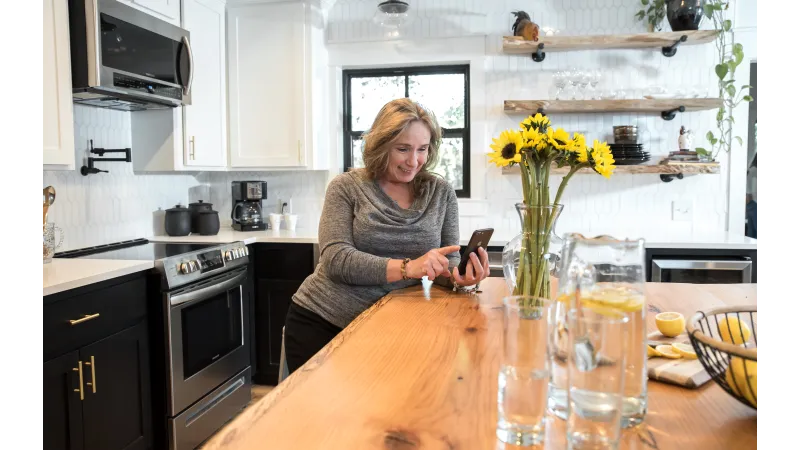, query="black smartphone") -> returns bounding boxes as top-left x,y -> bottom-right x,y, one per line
458,228 -> 494,276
